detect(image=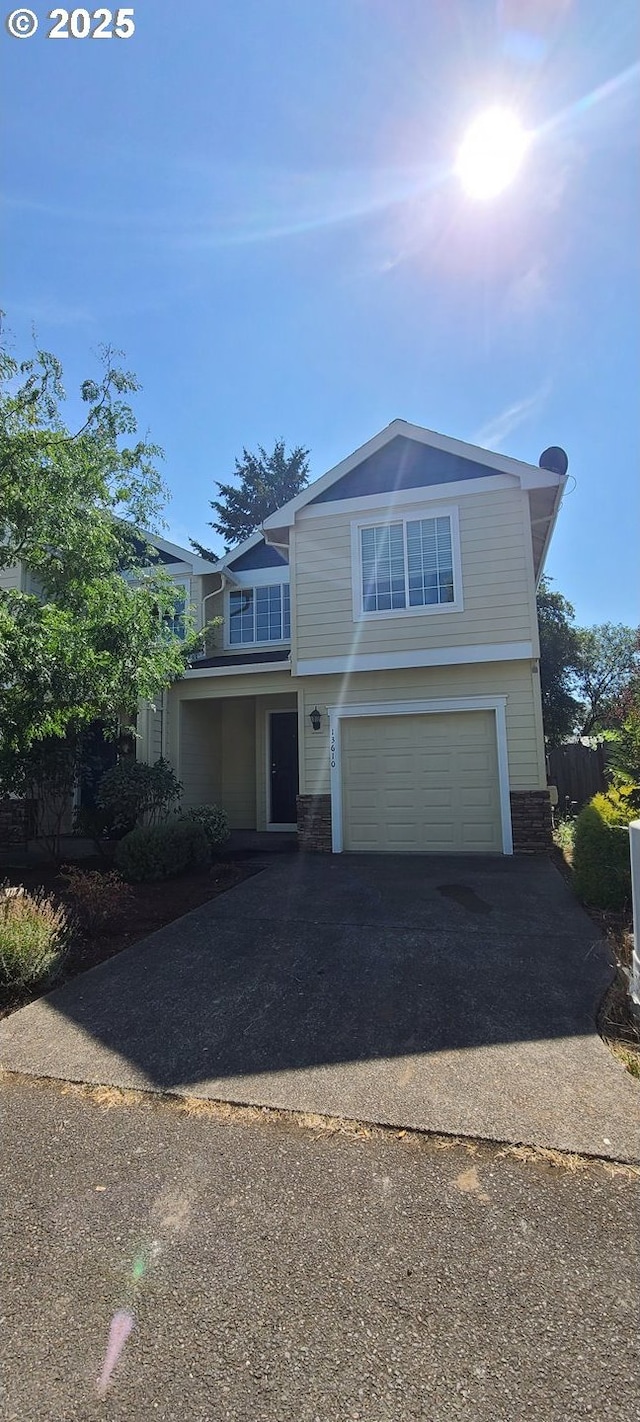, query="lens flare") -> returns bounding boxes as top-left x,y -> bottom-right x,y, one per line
456,108 -> 529,199
97,1309 -> 135,1397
